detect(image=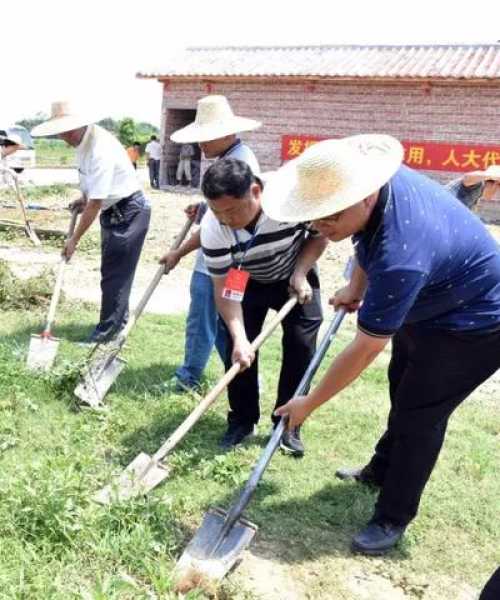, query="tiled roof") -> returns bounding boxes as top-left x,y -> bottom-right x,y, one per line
138,44 -> 500,80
